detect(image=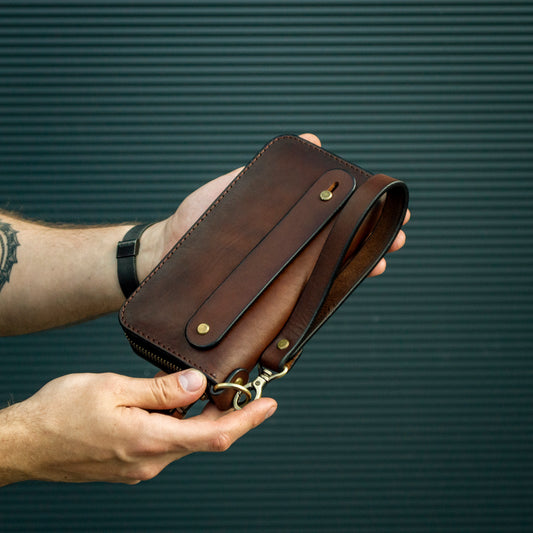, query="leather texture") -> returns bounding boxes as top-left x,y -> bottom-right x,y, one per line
119,135 -> 409,409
